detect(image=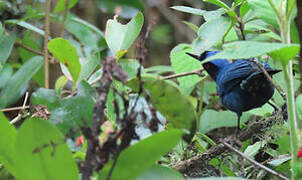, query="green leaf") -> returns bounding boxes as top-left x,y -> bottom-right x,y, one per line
18,32 -> 44,86
199,110 -> 250,133
0,112 -> 16,176
127,75 -> 197,131
137,165 -> 183,180
55,76 -> 69,96
0,64 -> 13,89
170,44 -> 204,95
99,0 -> 144,14
49,81 -> 94,134
286,0 -> 296,18
99,129 -> 184,180
70,17 -> 104,37
190,177 -> 248,180
144,65 -> 174,75
0,22 -> 3,36
193,17 -> 231,53
296,95 -> 302,120
170,6 -> 205,16
0,56 -> 44,108
6,20 -> 45,36
248,0 -> 279,29
54,0 -> 79,13
66,18 -> 99,48
183,21 -> 199,33
31,88 -> 61,111
118,59 -> 143,79
203,0 -> 231,10
244,141 -> 264,157
14,118 -> 78,180
78,53 -> 100,81
48,38 -> 81,84
0,34 -> 15,64
105,12 -> 144,55
204,41 -> 300,65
